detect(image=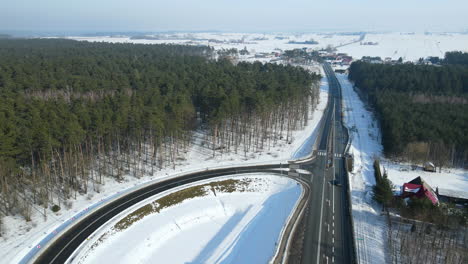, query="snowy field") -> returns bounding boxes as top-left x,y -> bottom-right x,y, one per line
69,174 -> 303,264
69,32 -> 468,62
338,73 -> 389,264
382,161 -> 468,199
337,32 -> 468,61
69,33 -> 358,55
5,74 -> 329,263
